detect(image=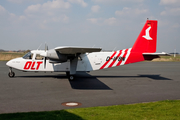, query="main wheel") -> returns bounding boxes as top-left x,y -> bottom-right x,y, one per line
8,72 -> 15,78
68,75 -> 75,81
